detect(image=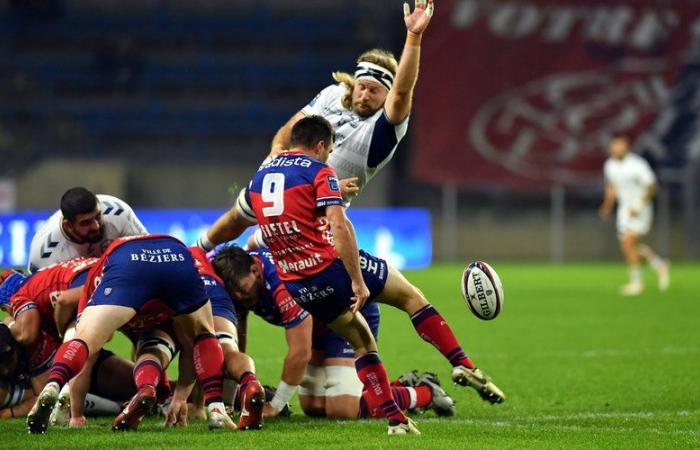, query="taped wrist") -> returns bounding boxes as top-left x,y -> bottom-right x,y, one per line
269,381 -> 298,412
